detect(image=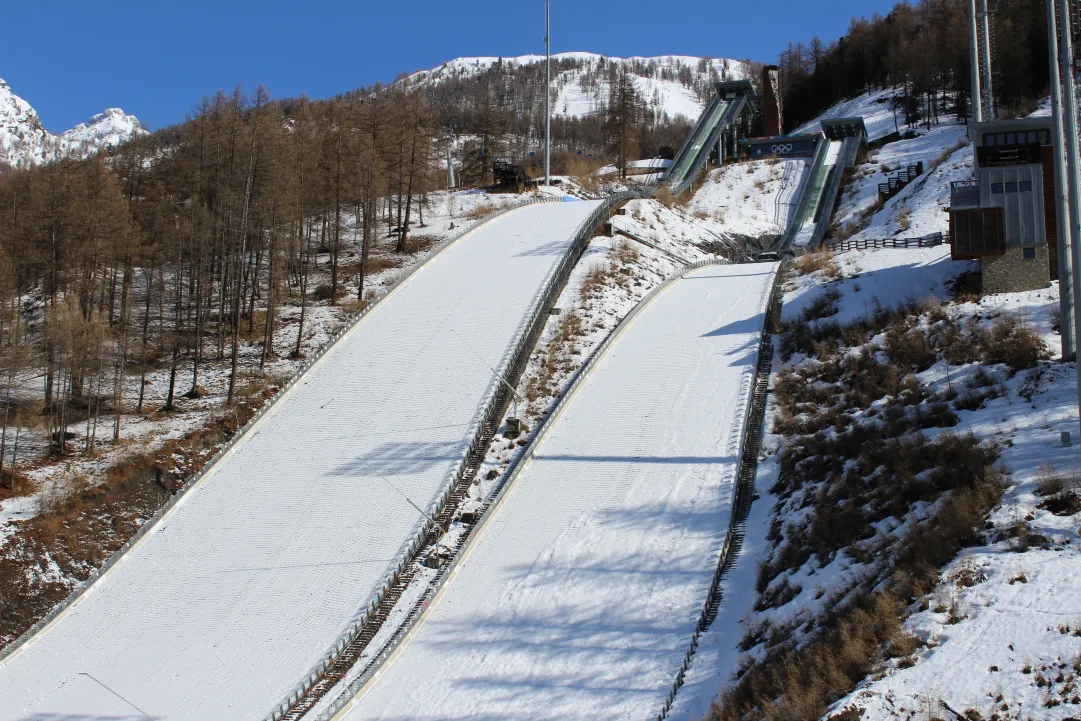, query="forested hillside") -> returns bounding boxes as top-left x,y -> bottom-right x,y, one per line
780,0 -> 1052,130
